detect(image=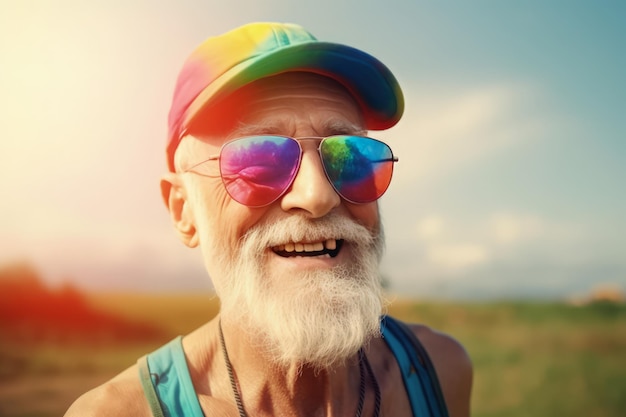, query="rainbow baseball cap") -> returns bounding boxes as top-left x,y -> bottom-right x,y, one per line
167,22 -> 404,171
